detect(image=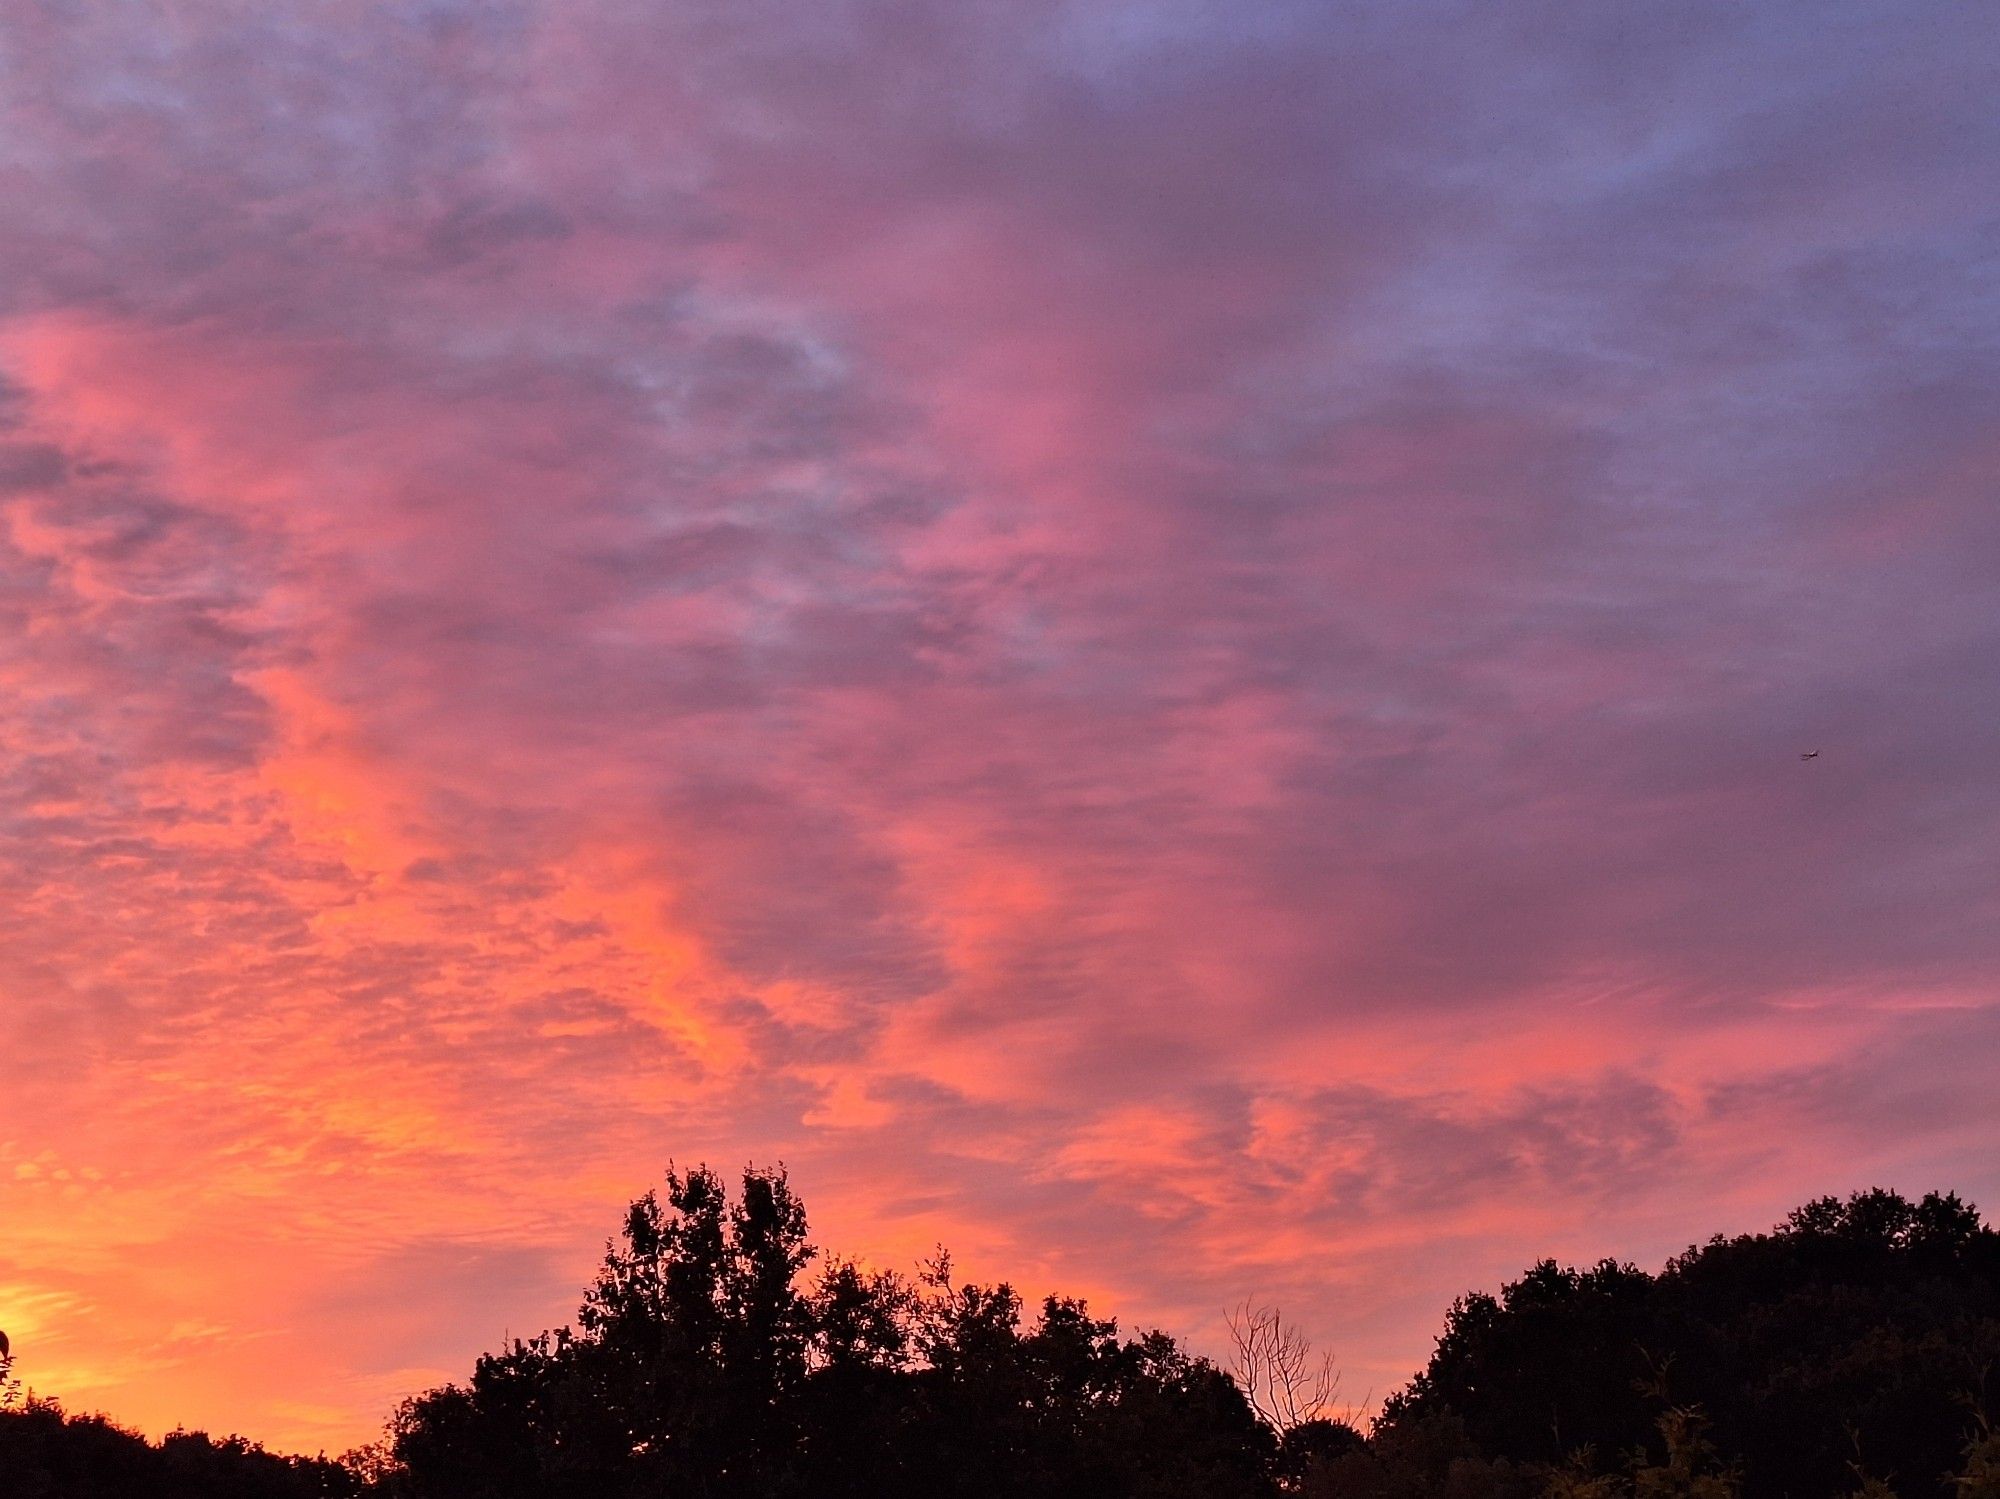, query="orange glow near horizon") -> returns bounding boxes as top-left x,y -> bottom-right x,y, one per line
3,0 -> 1999,1457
